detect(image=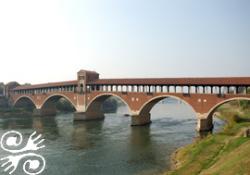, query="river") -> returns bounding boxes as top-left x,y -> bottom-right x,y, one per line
0,99 -> 223,175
